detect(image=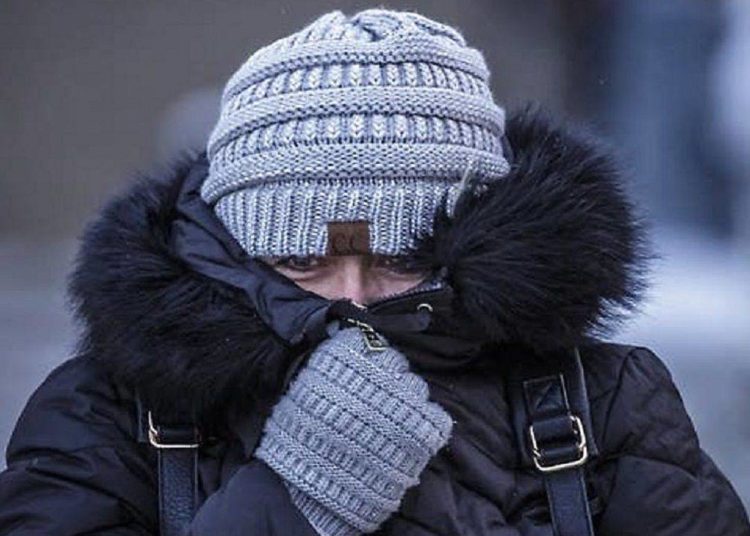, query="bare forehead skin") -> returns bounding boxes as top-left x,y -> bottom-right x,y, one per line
260,253 -> 404,261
